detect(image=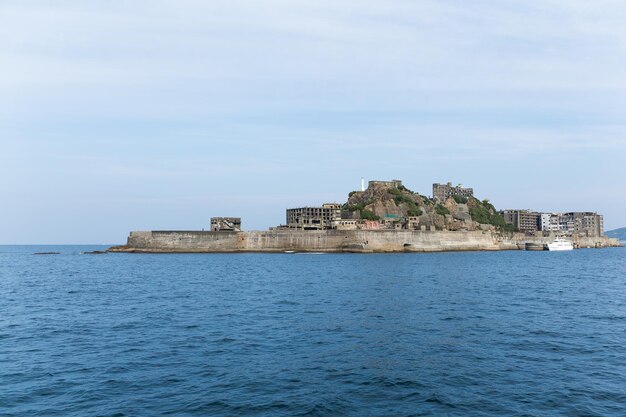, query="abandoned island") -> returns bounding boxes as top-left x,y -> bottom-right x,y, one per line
108,180 -> 621,253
